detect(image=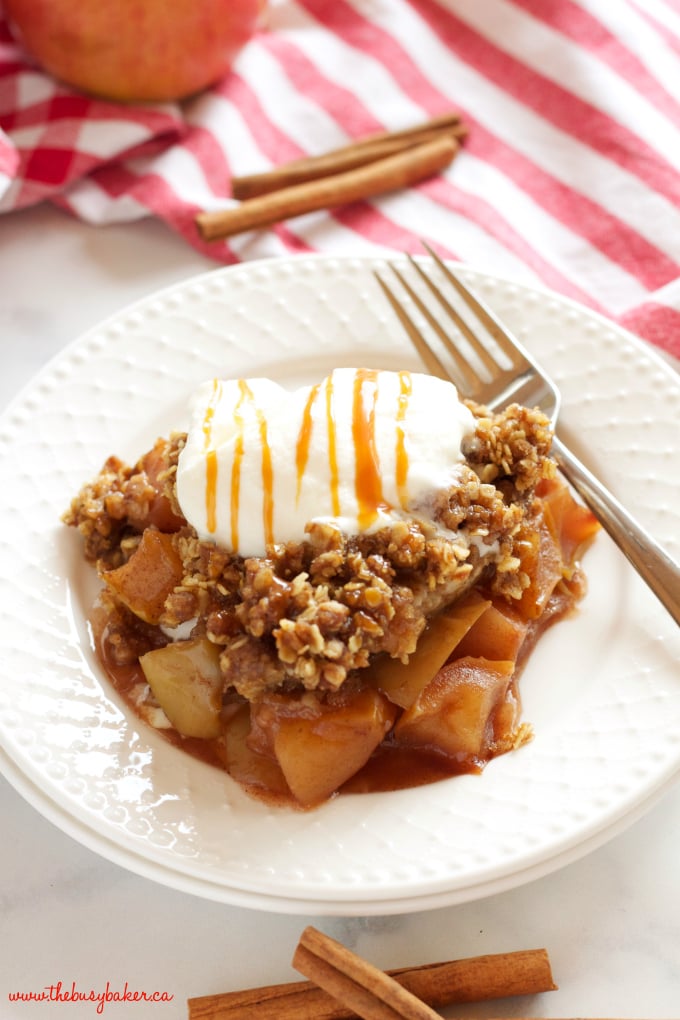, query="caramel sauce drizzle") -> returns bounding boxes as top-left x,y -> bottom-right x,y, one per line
224,380 -> 276,553
395,369 -> 412,508
255,397 -> 275,548
325,374 -> 341,517
213,369 -> 417,551
352,368 -> 385,530
295,382 -> 320,505
229,381 -> 248,552
202,379 -> 222,535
